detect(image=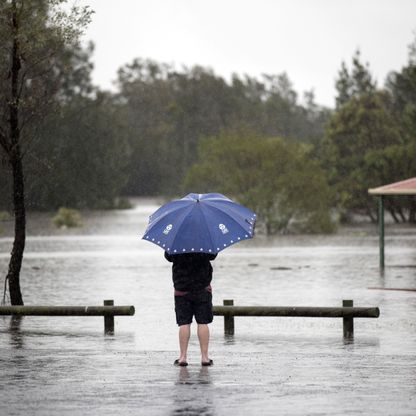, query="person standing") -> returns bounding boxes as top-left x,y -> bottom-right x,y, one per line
165,251 -> 217,366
